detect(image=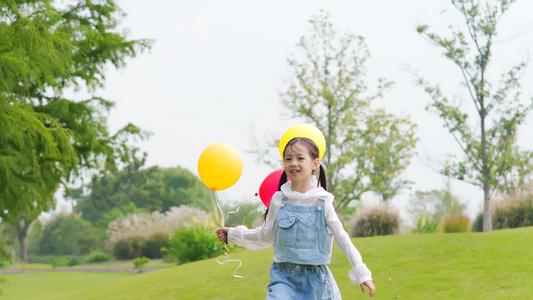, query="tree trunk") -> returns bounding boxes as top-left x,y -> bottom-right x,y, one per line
17,217 -> 30,263
483,184 -> 492,232
480,109 -> 493,232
